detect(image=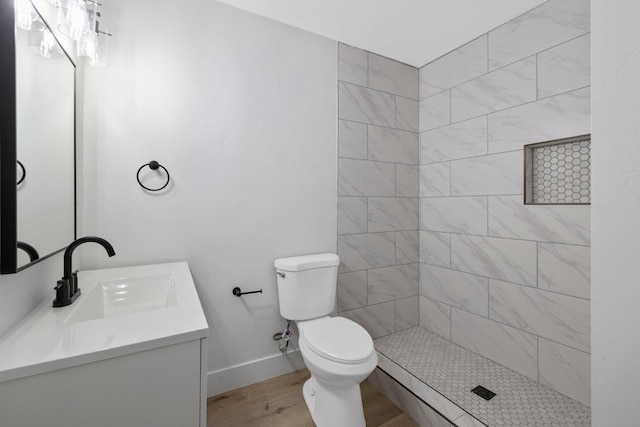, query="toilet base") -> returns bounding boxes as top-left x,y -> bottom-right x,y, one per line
302,376 -> 366,427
